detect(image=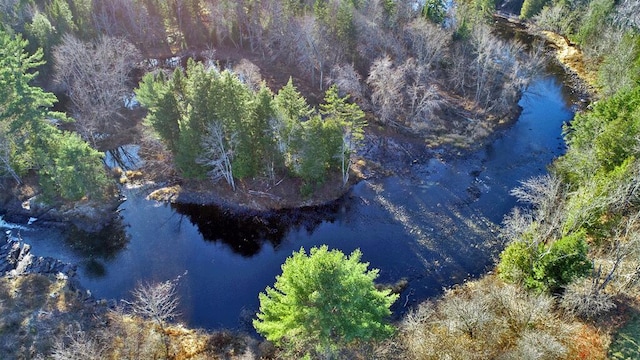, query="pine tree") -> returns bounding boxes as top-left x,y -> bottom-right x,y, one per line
254,246 -> 398,355
320,85 -> 366,185
249,84 -> 282,180
135,70 -> 183,153
273,78 -> 311,172
0,30 -> 110,201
